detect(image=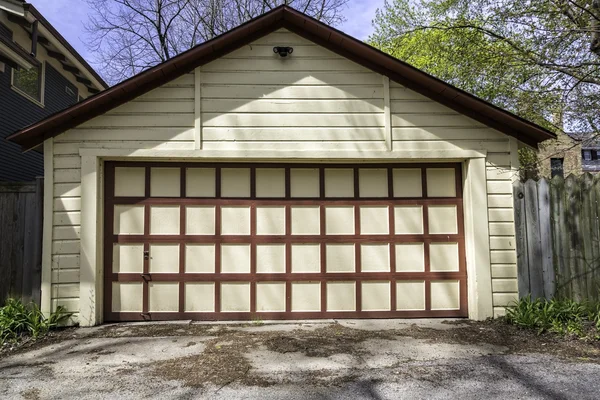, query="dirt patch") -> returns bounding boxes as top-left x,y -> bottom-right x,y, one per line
264,324 -> 394,357
20,388 -> 41,400
392,319 -> 600,361
0,327 -> 78,360
89,323 -> 215,338
153,328 -> 271,388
